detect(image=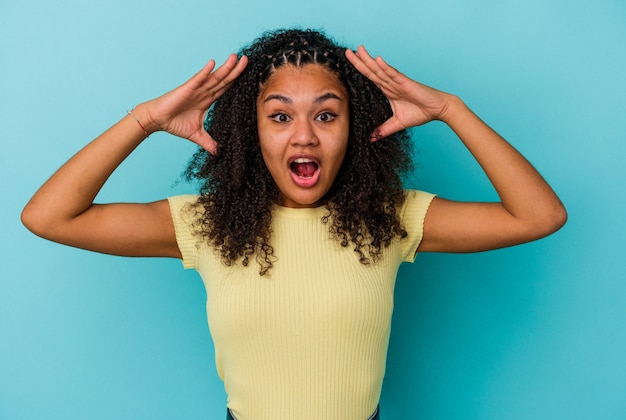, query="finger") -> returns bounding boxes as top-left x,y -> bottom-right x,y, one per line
372,55 -> 407,87
355,46 -> 393,85
354,46 -> 409,90
206,54 -> 248,91
198,59 -> 217,78
344,47 -> 362,67
209,55 -> 248,99
192,130 -> 218,155
369,119 -> 403,142
345,47 -> 379,82
186,59 -> 217,89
